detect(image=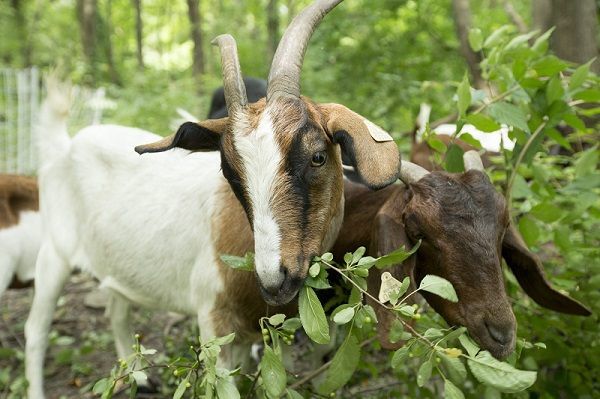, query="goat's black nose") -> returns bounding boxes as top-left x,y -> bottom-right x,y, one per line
486,322 -> 514,345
